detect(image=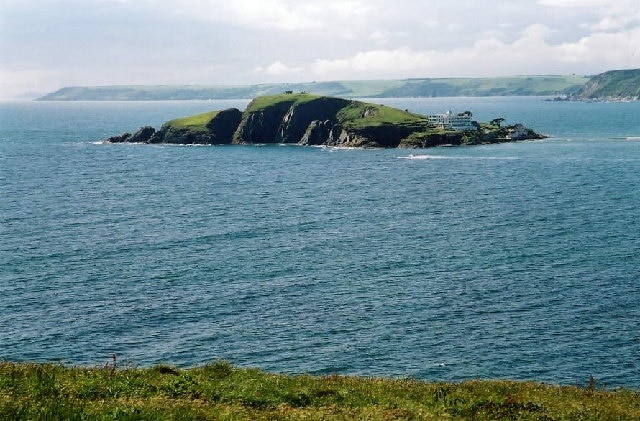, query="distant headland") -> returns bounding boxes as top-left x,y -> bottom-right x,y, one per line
38,75 -> 588,101
570,68 -> 640,101
103,93 -> 545,149
36,69 -> 640,101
